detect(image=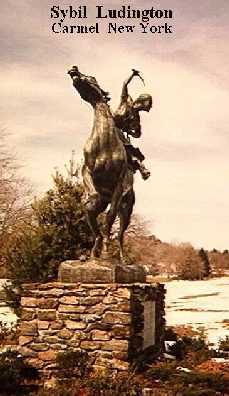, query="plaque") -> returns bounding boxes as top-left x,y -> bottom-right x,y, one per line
143,300 -> 156,349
